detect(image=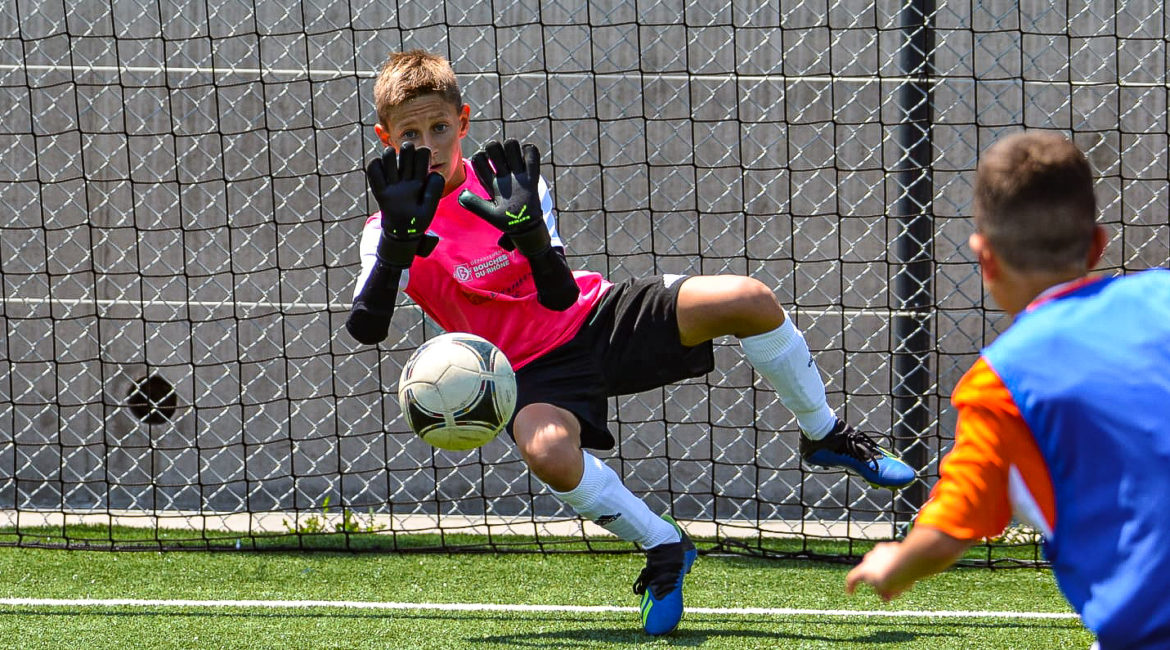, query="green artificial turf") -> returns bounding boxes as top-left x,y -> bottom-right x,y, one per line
0,542 -> 1091,649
